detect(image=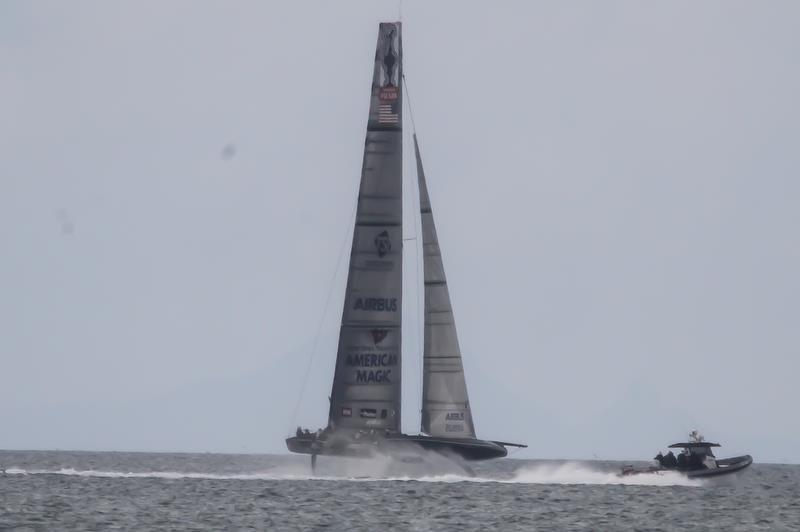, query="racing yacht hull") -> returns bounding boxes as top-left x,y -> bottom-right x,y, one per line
286,433 -> 509,461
